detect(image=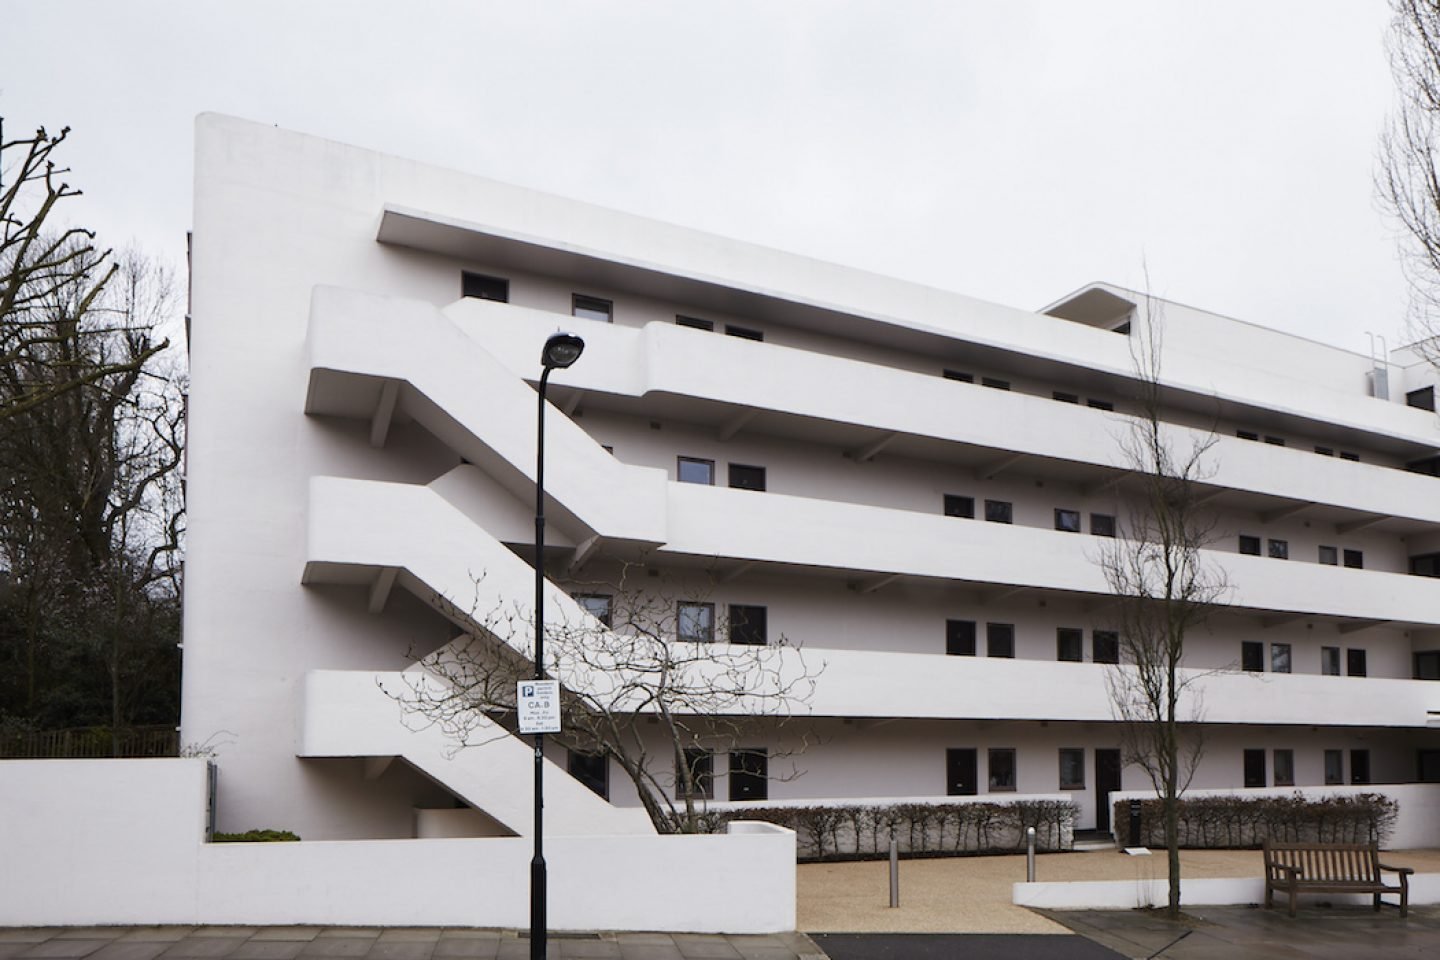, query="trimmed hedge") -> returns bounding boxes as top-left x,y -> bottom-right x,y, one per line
1114,793 -> 1399,849
686,799 -> 1076,861
212,829 -> 301,842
